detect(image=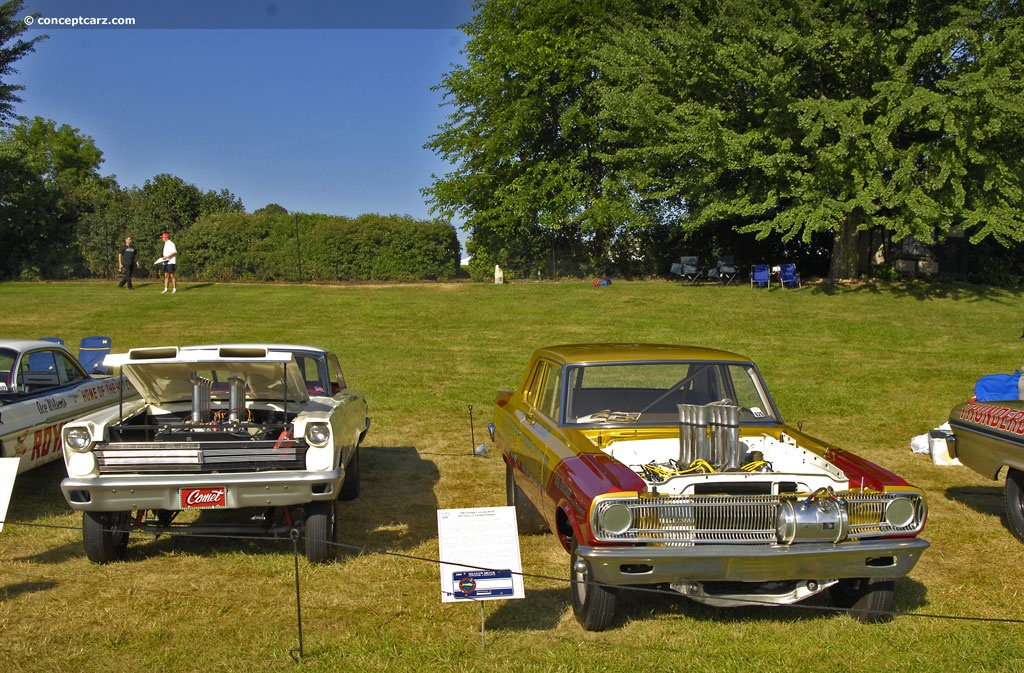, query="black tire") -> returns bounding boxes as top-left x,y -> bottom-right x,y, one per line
82,511 -> 131,564
505,462 -> 548,534
830,577 -> 895,623
570,538 -> 618,631
1003,468 -> 1024,542
304,500 -> 337,564
337,447 -> 360,501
